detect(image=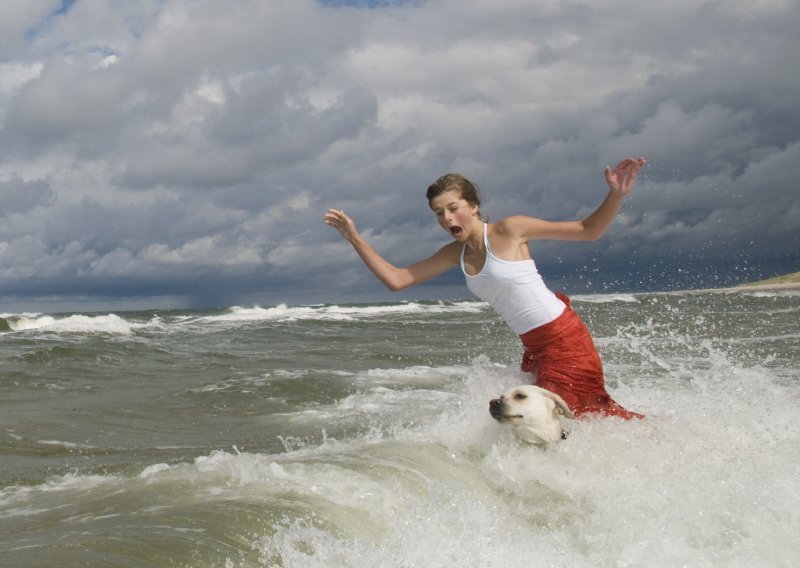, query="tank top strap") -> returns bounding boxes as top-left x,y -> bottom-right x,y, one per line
482,222 -> 492,255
